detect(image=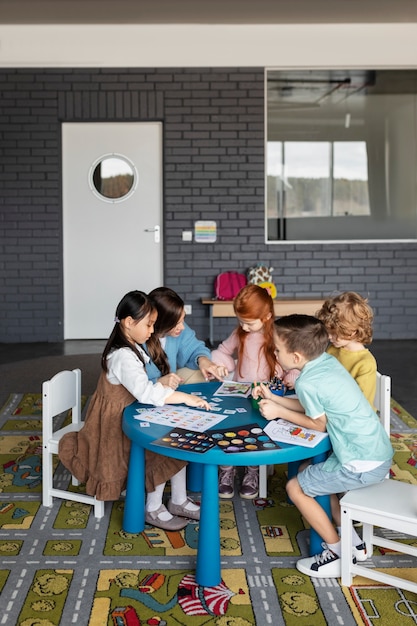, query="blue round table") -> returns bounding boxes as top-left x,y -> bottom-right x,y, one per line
122,381 -> 332,587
